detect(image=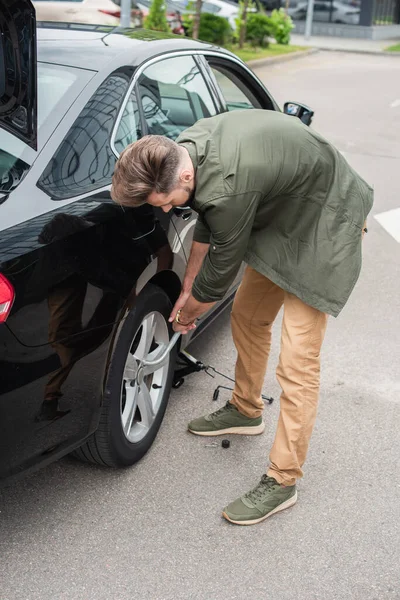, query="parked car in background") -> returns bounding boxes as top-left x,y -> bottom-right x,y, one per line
33,0 -> 143,26
179,0 -> 257,29
230,0 -> 281,12
340,0 -> 361,7
288,0 -> 360,23
0,1 -> 312,484
34,0 -> 119,25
